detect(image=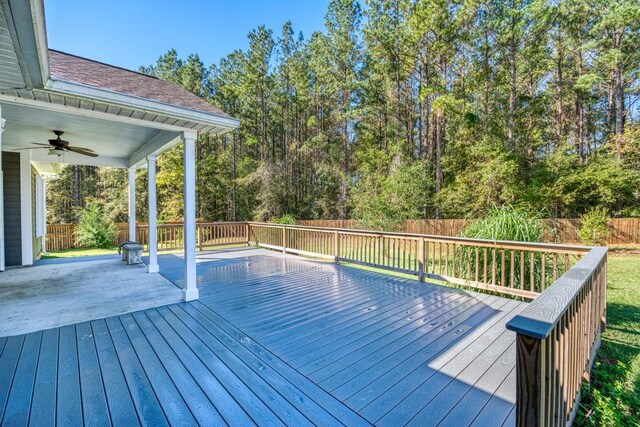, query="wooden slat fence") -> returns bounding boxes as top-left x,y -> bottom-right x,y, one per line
45,222 -> 247,252
298,218 -> 640,245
